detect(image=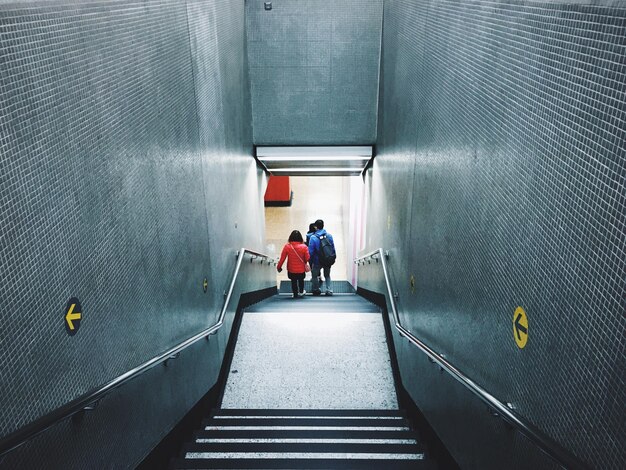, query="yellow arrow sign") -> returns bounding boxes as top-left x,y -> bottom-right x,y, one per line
66,302 -> 82,330
513,306 -> 528,349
